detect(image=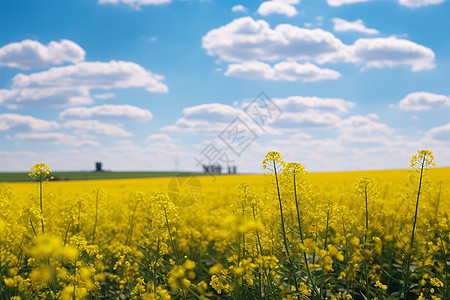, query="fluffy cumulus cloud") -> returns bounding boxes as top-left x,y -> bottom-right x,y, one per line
165,96 -> 356,134
12,60 -> 168,92
257,0 -> 300,17
63,120 -> 133,137
0,60 -> 168,109
163,103 -> 250,134
398,0 -> 445,7
273,96 -> 355,114
269,96 -> 355,128
93,92 -> 115,99
328,0 -> 445,7
202,17 -> 345,63
0,113 -> 59,131
425,123 -> 450,141
202,17 -> 435,75
0,87 -> 92,109
333,18 -> 379,35
398,92 -> 450,111
98,0 -> 171,9
225,61 -> 341,82
338,115 -> 395,143
11,132 -> 100,146
327,0 -> 371,6
0,39 -> 85,69
146,134 -> 179,150
346,37 -> 435,71
231,5 -> 247,12
271,111 -> 342,128
147,133 -> 173,143
59,104 -> 153,121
